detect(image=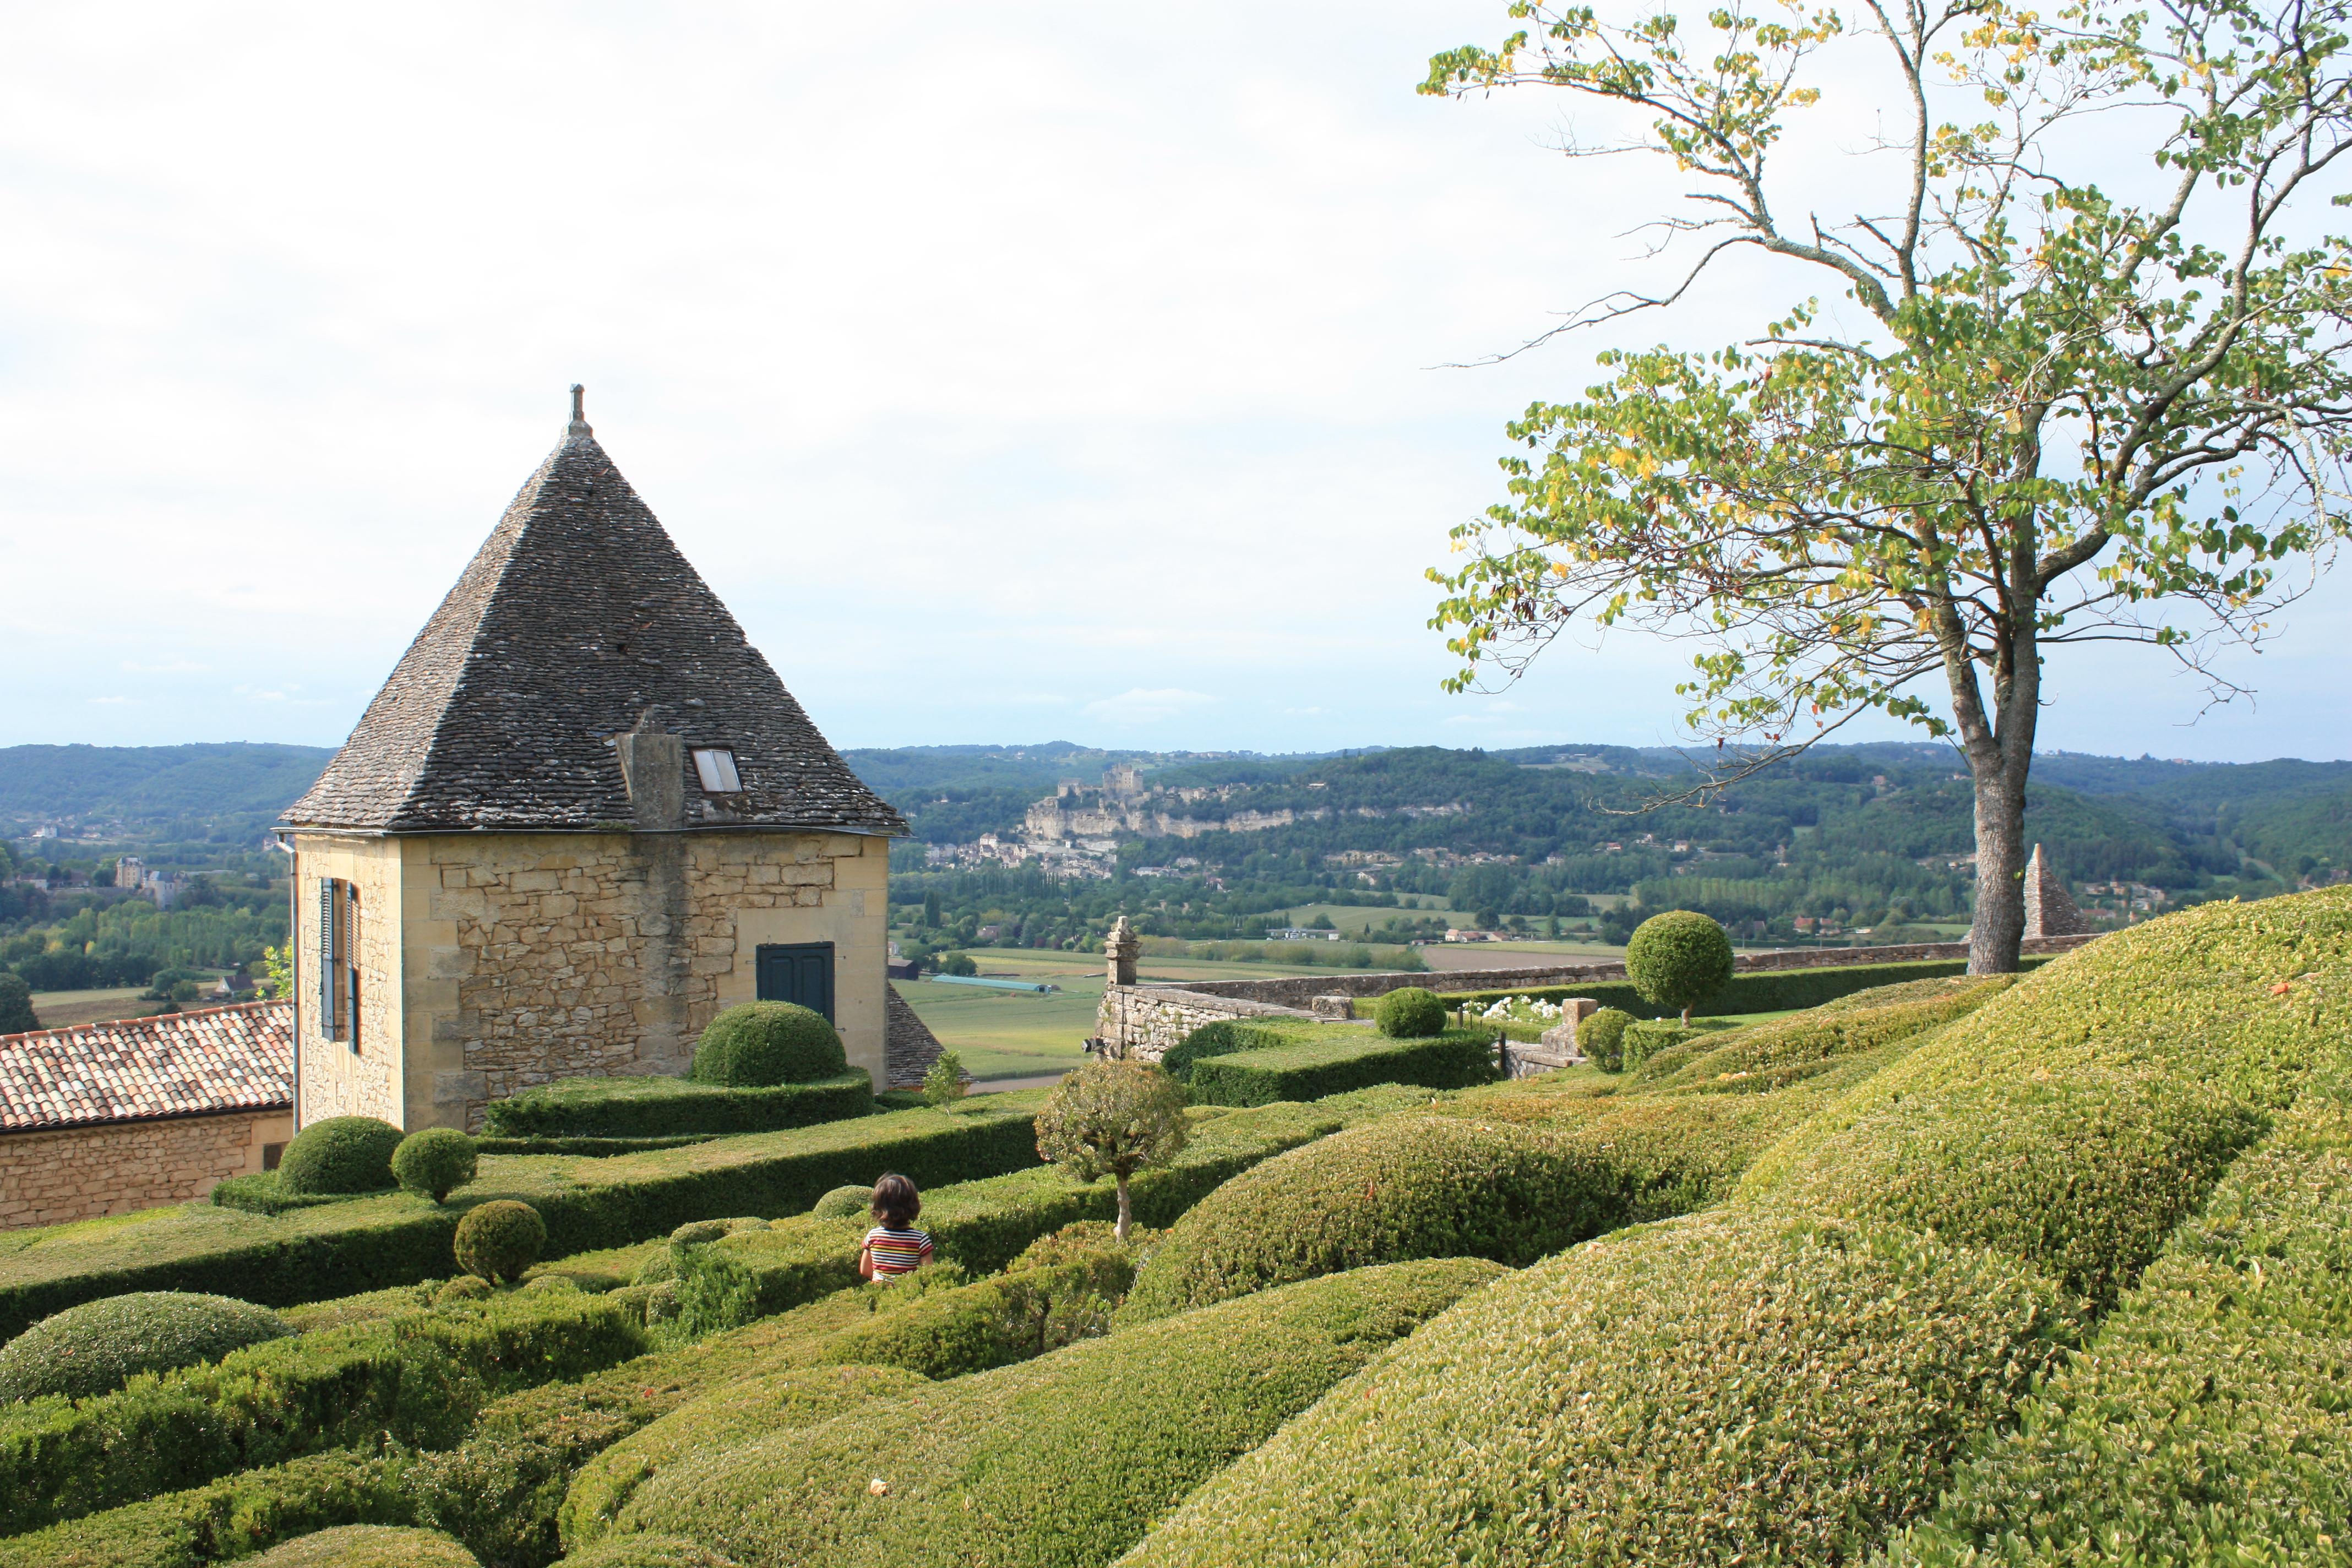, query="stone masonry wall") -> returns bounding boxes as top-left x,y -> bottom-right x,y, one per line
0,1109 -> 294,1231
291,828 -> 890,1133
291,835 -> 406,1126
1095,988 -> 1322,1064
1095,934 -> 2101,1052
406,829 -> 888,1130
